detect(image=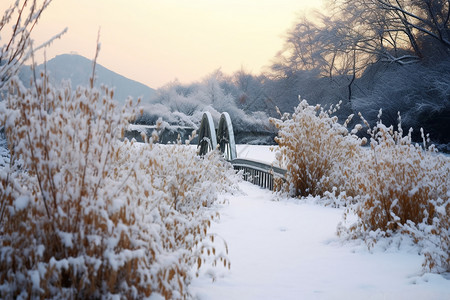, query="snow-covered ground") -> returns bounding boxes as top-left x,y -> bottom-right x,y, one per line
189,182 -> 450,300
1,138 -> 448,299
189,145 -> 450,300
236,144 -> 277,164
